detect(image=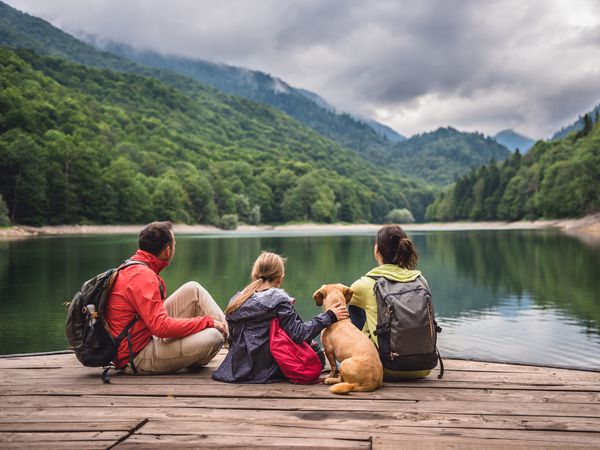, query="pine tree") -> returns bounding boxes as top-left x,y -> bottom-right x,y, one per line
0,195 -> 10,227
576,114 -> 593,139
